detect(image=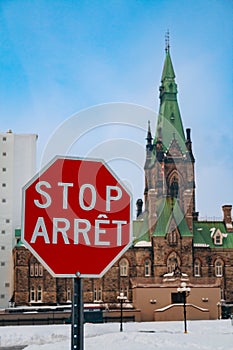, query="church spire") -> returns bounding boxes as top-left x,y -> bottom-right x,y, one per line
146,120 -> 153,149
155,40 -> 186,153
